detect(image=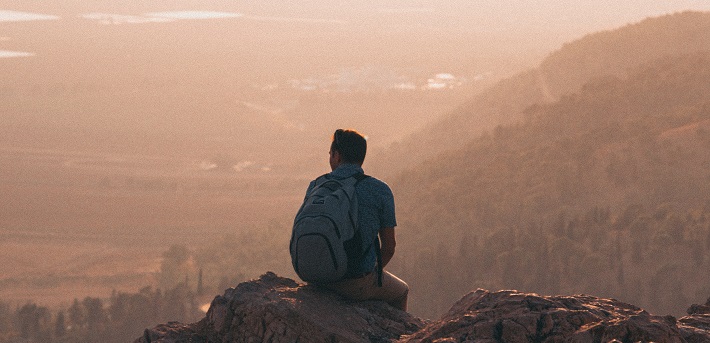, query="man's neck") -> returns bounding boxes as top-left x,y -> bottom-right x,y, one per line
332,163 -> 364,174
